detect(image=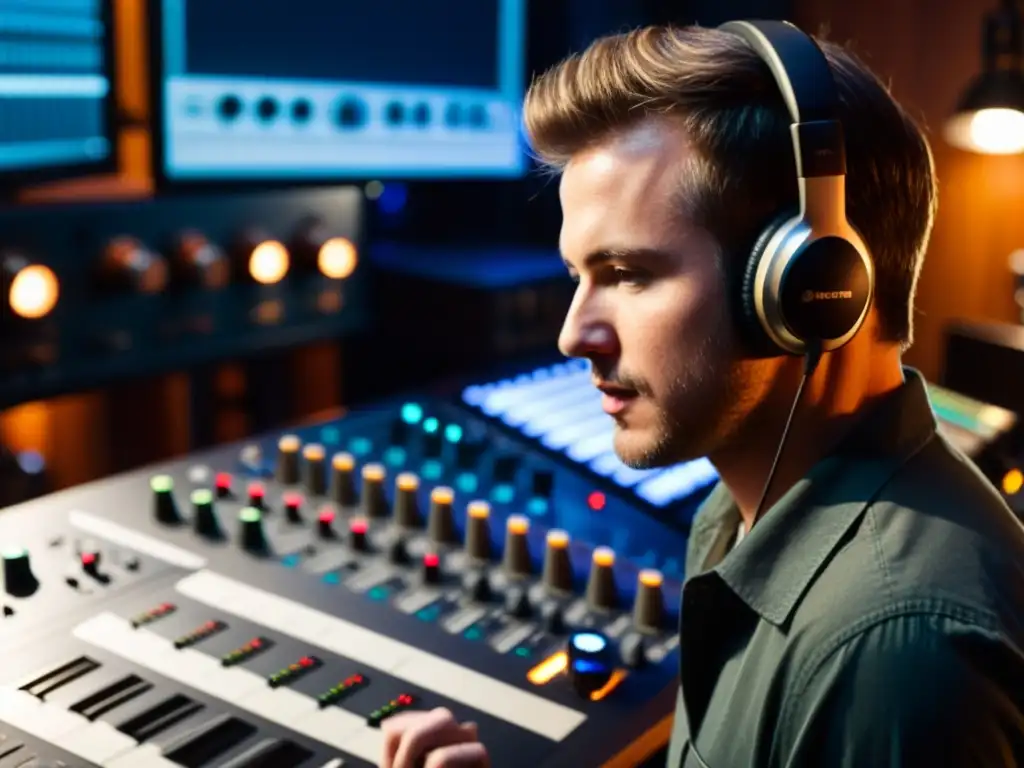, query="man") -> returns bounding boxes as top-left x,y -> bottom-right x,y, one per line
381,22 -> 1024,768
